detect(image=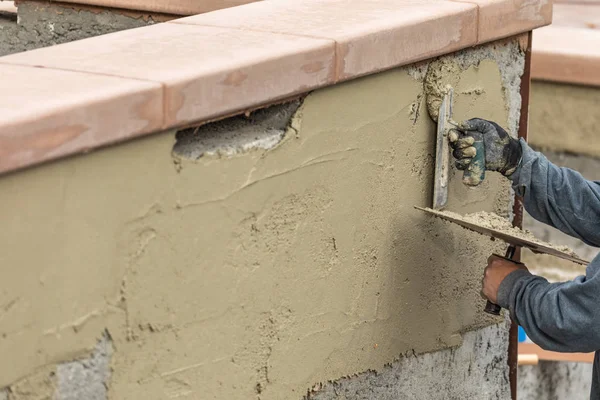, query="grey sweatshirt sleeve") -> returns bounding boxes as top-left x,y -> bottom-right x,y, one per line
496,139 -> 600,353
